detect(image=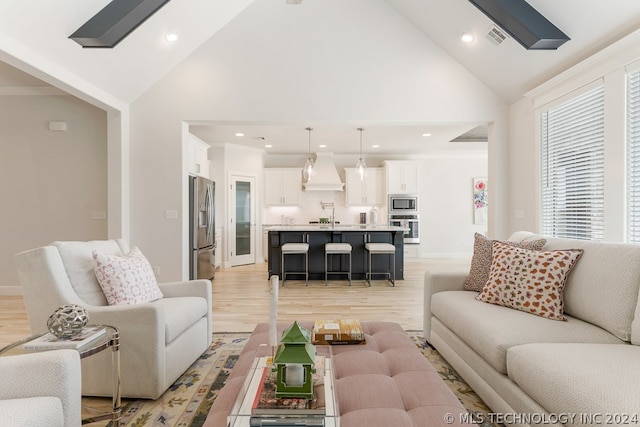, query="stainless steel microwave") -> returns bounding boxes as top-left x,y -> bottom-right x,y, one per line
388,194 -> 418,213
